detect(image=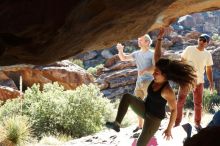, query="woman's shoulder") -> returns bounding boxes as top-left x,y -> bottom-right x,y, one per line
162,83 -> 172,92
161,84 -> 175,99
